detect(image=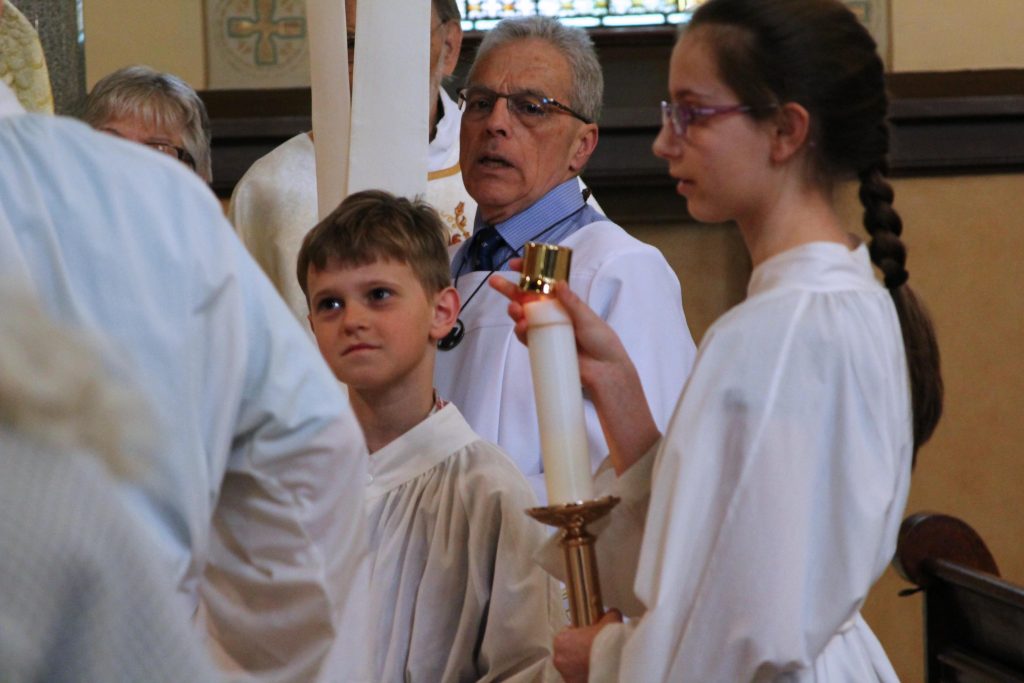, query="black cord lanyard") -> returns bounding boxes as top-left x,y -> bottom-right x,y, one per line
438,197 -> 589,351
